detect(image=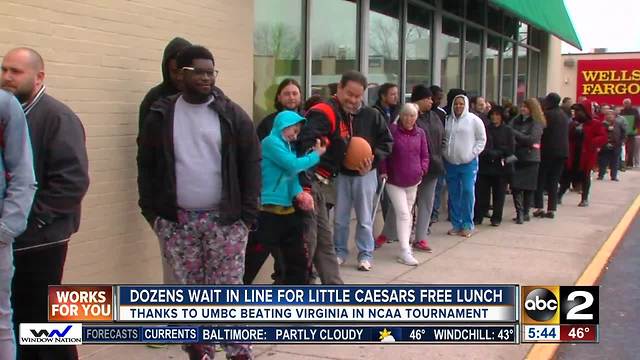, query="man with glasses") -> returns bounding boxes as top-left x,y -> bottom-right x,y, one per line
137,45 -> 260,360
